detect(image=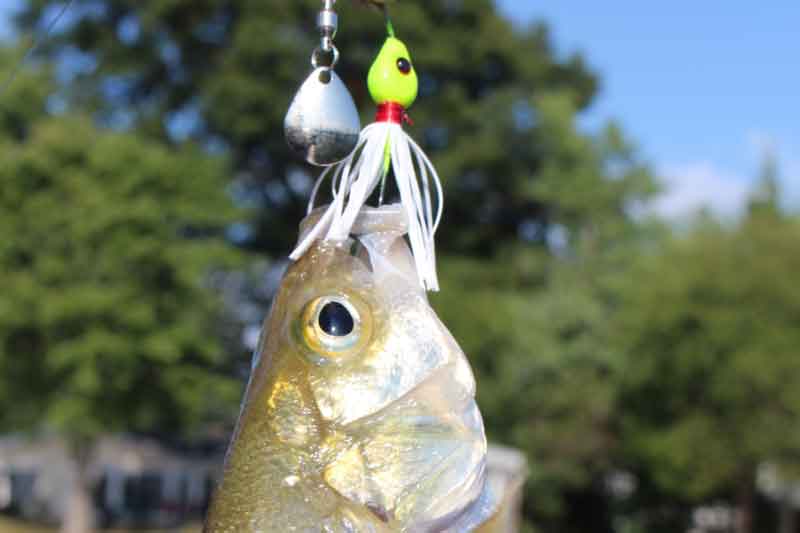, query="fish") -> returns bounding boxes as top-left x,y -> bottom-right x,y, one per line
204,205 -> 497,532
